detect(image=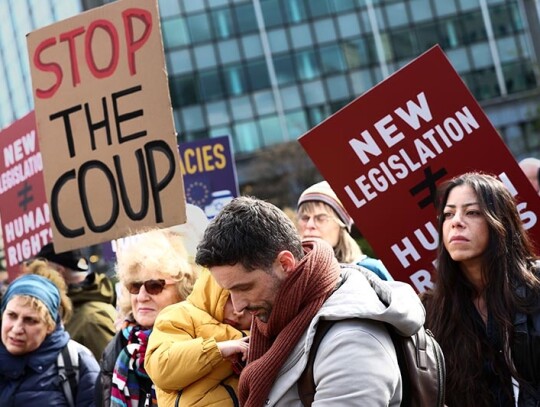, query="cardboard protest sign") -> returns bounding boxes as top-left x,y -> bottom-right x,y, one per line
299,45 -> 540,293
179,135 -> 239,219
26,0 -> 185,253
0,111 -> 52,280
